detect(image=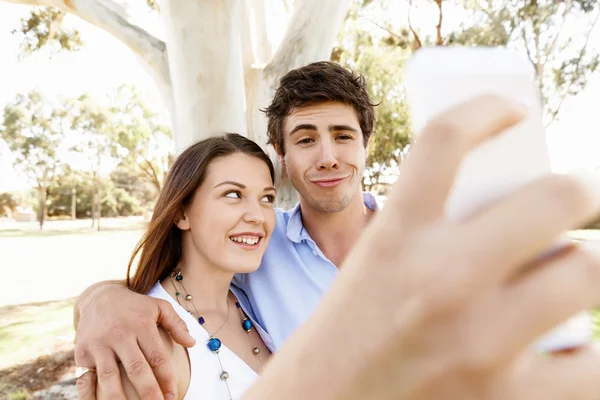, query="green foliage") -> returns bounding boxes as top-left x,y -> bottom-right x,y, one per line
110,163 -> 159,208
108,85 -> 174,193
0,90 -> 67,188
449,0 -> 600,125
334,0 -> 412,190
47,169 -> 142,219
13,7 -> 82,56
0,193 -> 17,215
1,85 -> 171,221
